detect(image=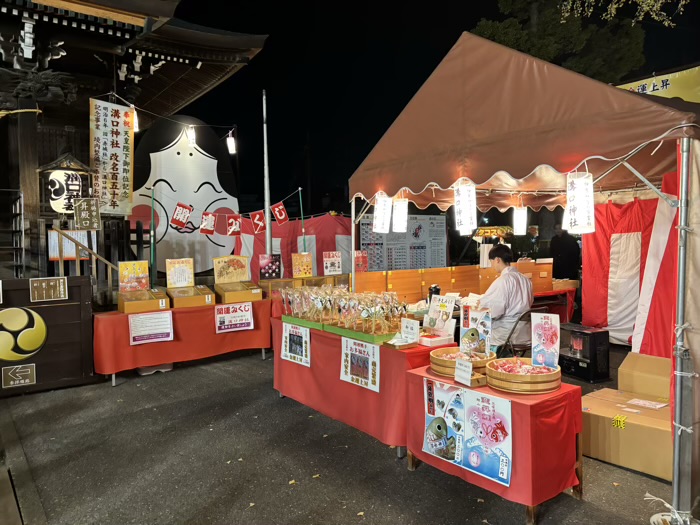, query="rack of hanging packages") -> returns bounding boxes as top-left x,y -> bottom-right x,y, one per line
348,32 -> 700,522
